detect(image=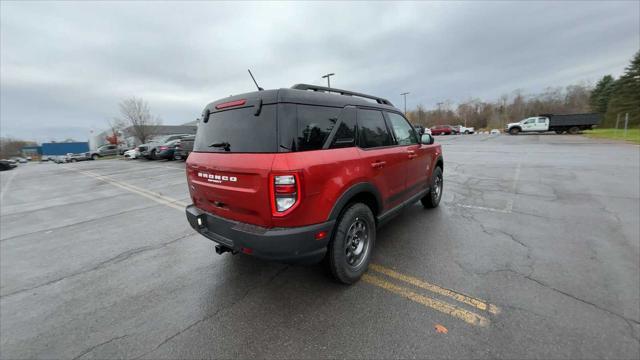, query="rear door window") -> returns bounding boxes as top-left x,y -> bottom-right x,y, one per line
194,105 -> 277,153
357,109 -> 392,148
